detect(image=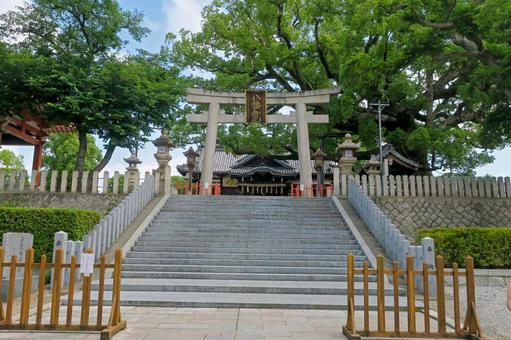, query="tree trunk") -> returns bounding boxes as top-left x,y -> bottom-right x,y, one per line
93,143 -> 116,173
75,129 -> 88,172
